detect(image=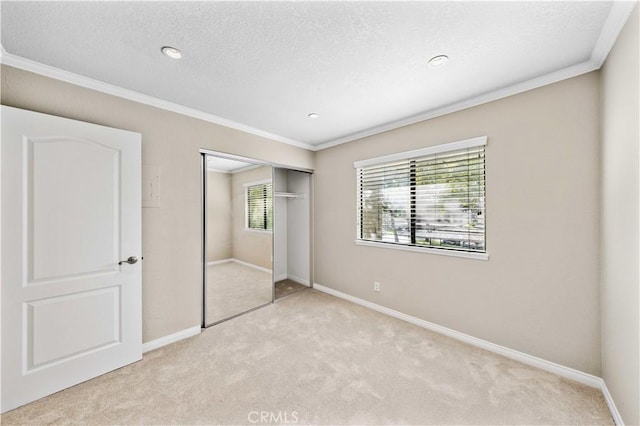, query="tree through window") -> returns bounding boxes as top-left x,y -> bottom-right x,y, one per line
356,137 -> 486,254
